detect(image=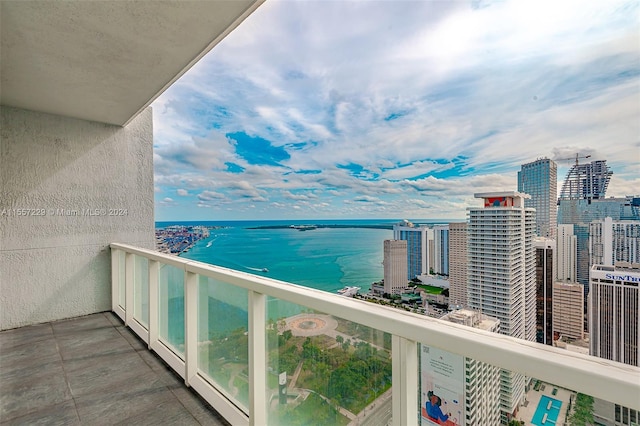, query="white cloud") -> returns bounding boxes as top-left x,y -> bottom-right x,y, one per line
152,0 -> 639,220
